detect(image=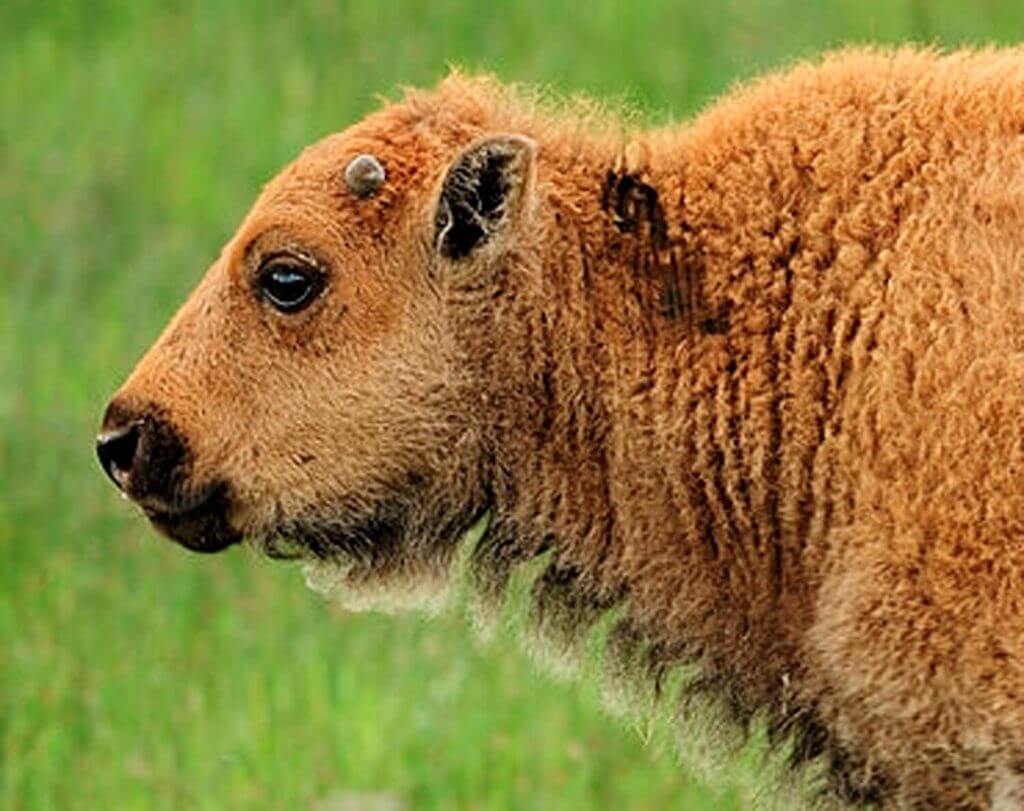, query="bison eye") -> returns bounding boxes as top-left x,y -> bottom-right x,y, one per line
257,261 -> 325,314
